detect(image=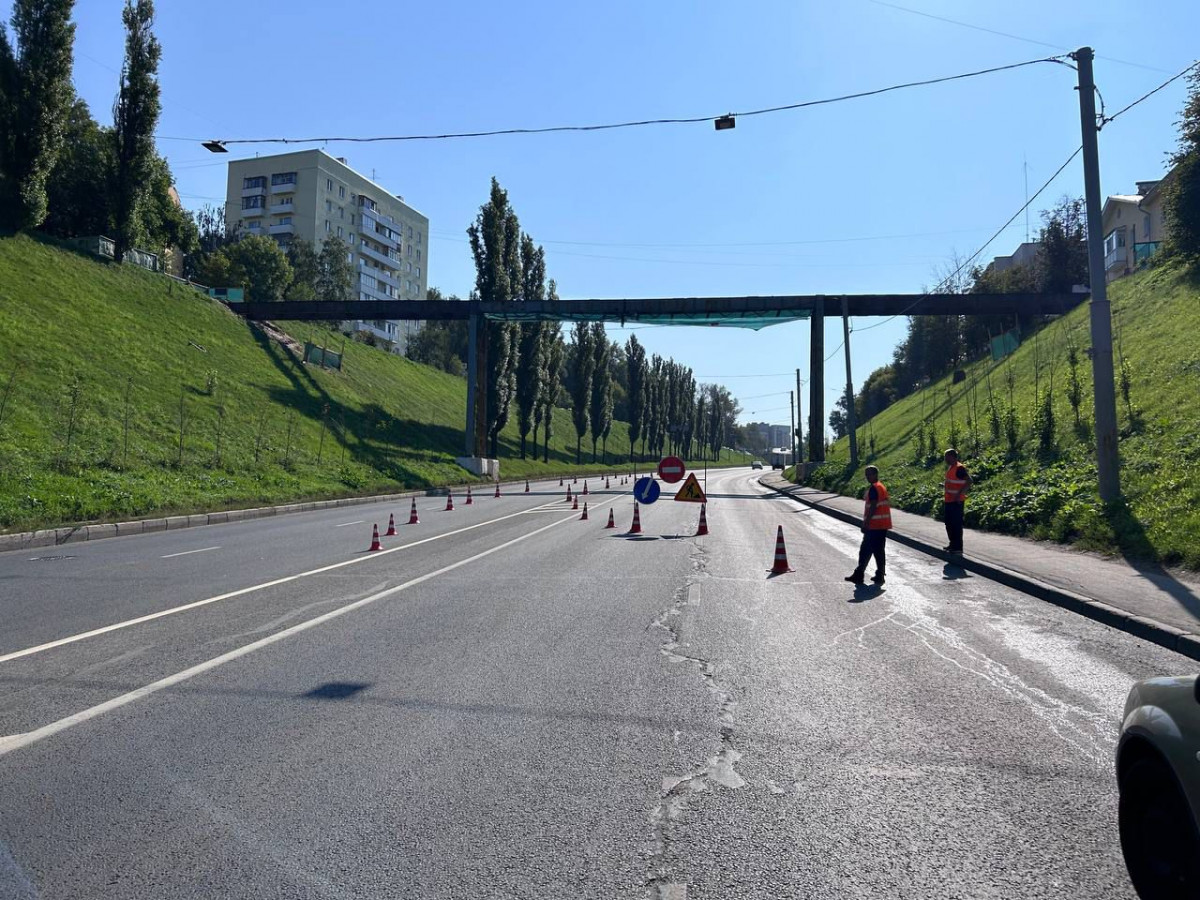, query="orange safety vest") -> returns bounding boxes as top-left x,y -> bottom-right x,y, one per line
944,464 -> 968,503
864,481 -> 892,530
